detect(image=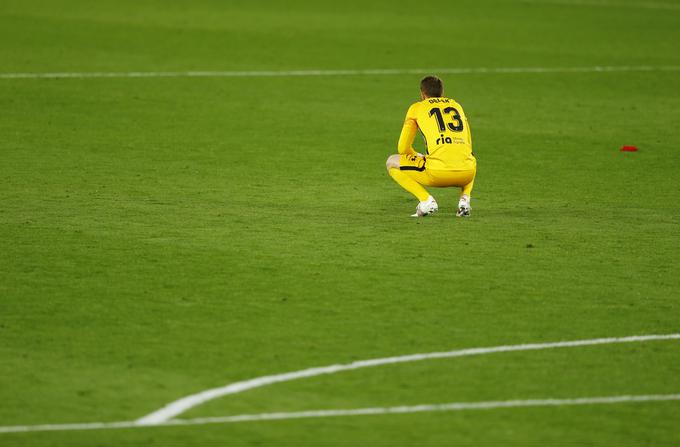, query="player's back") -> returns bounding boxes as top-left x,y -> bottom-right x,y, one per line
409,97 -> 476,171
